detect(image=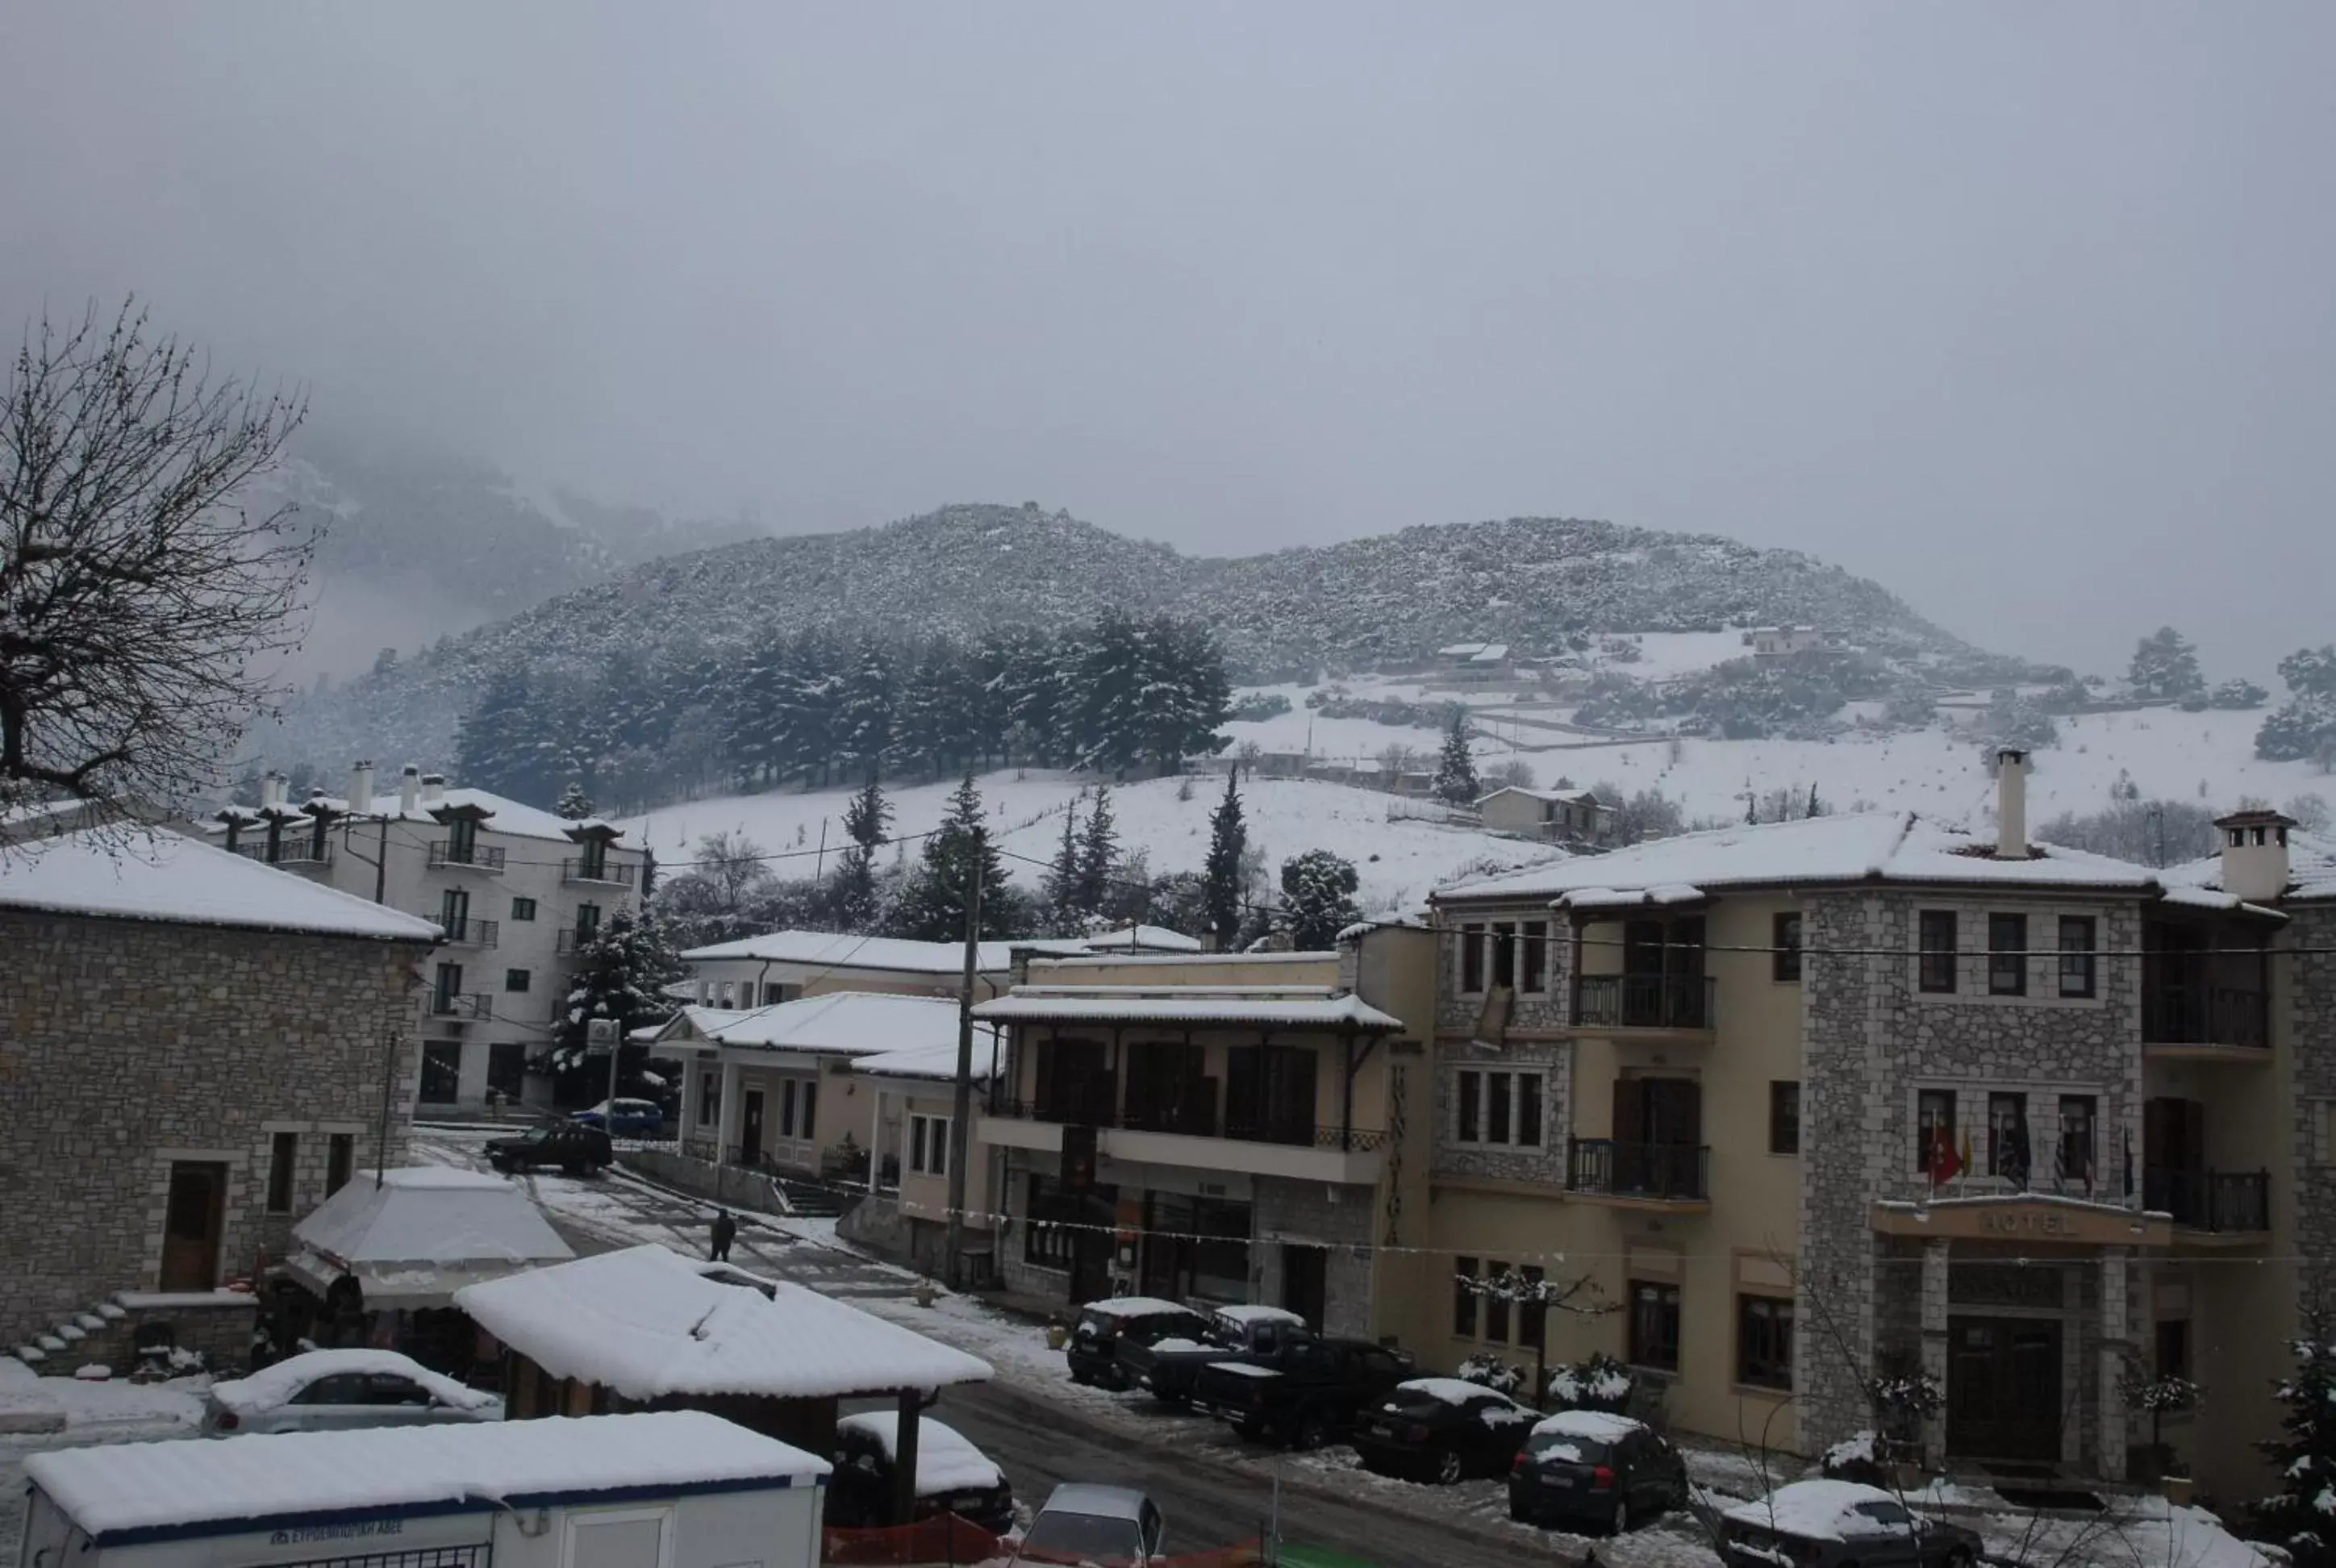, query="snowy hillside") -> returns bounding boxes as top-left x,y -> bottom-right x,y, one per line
623,772 -> 1562,916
